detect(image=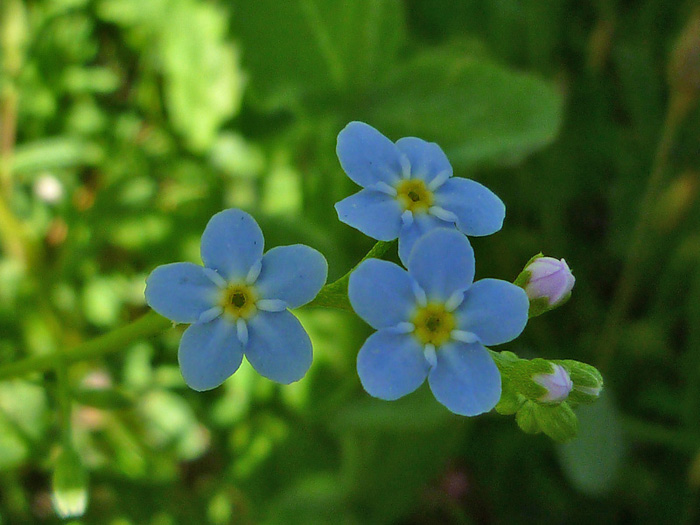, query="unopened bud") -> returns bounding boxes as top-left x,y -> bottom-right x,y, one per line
533,363 -> 573,403
559,360 -> 604,405
515,255 -> 575,317
51,447 -> 88,518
